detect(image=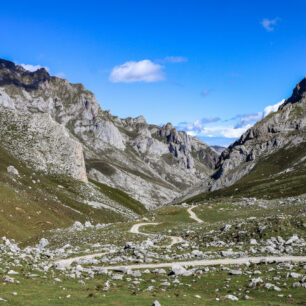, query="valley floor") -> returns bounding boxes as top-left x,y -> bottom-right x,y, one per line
0,194 -> 305,305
